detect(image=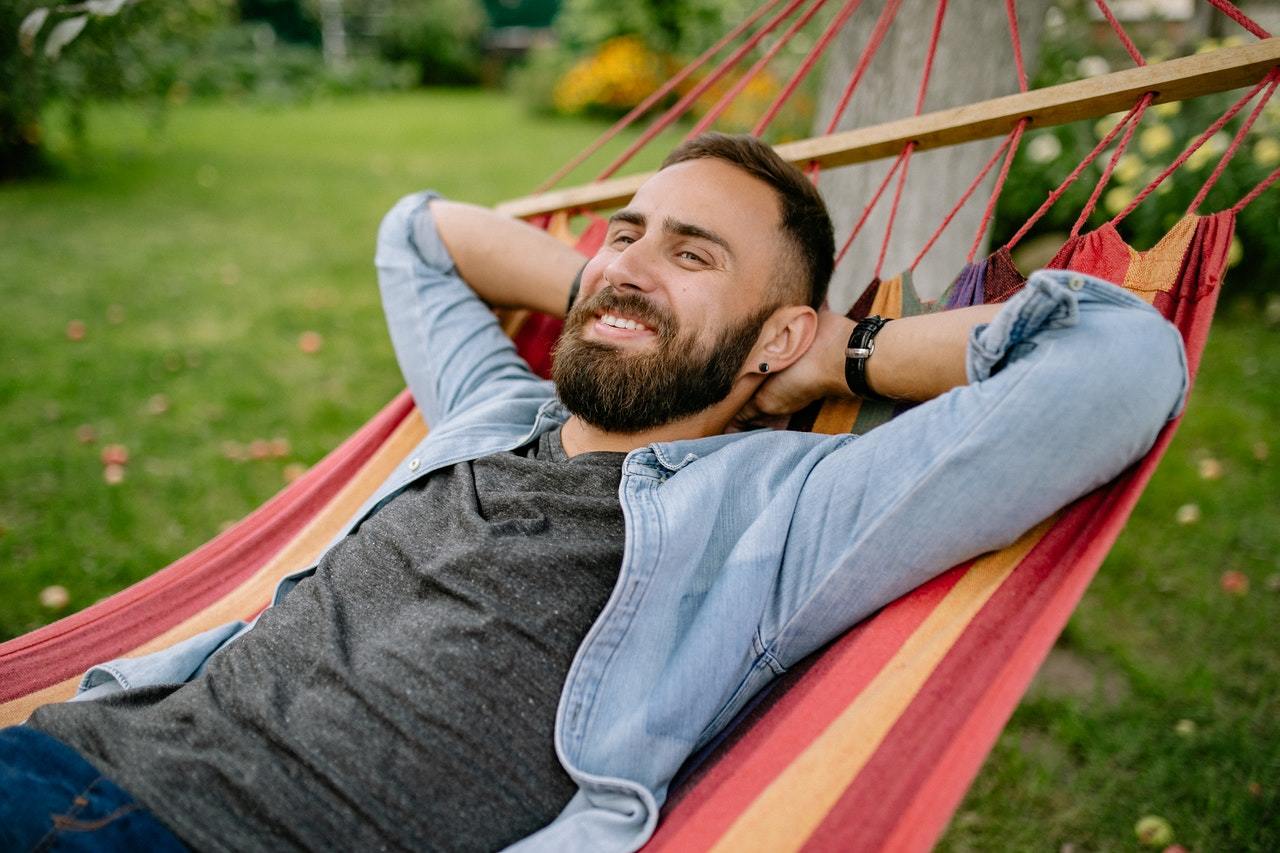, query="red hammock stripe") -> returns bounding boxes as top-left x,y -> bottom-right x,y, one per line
644,564 -> 971,851
0,392 -> 415,705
